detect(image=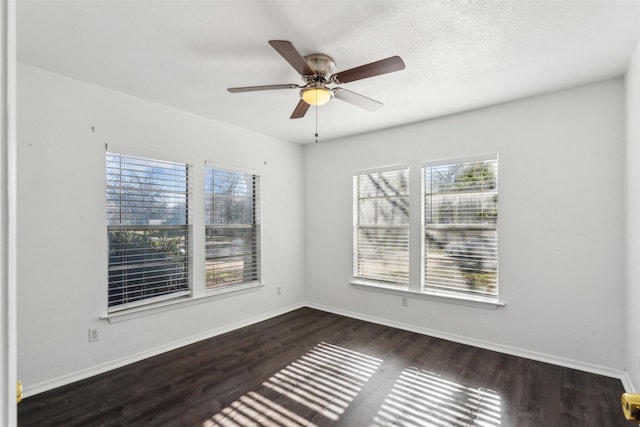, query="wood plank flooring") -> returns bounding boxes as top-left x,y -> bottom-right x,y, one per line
18,308 -> 628,426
